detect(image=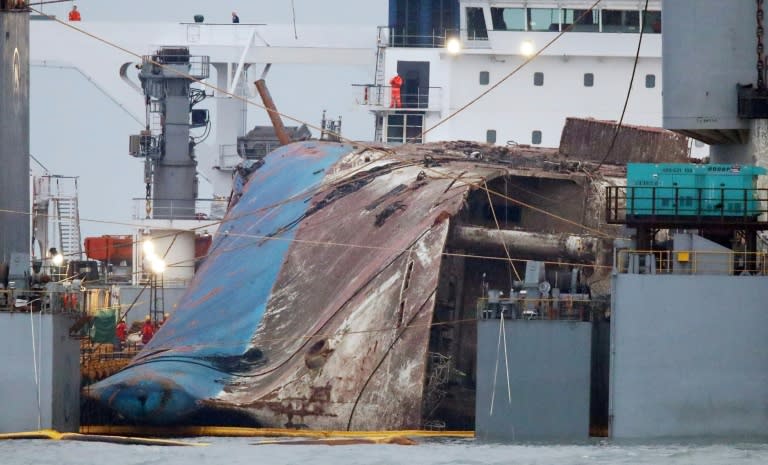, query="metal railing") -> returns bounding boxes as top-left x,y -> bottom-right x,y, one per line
141,53 -> 210,80
606,186 -> 768,225
132,198 -> 228,220
0,288 -> 84,314
475,295 -> 592,322
614,249 -> 768,276
379,26 -> 489,49
353,84 -> 442,111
